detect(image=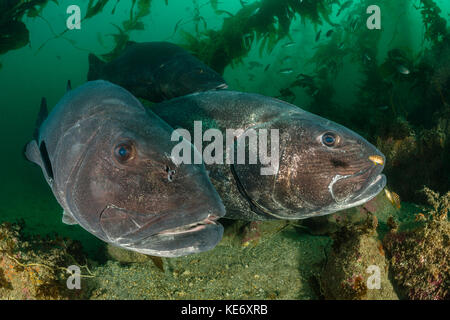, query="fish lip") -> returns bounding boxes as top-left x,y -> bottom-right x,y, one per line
351,173 -> 386,202
330,161 -> 385,204
157,214 -> 221,236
